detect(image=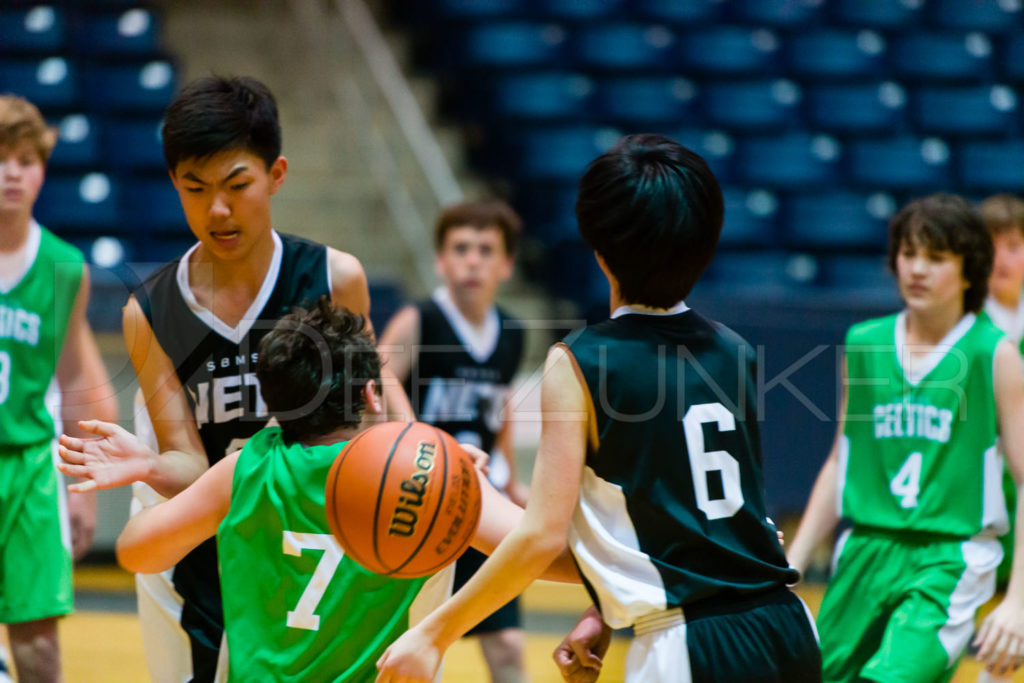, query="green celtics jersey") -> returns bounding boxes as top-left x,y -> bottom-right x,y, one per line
840,312 -> 1007,537
218,427 -> 448,682
0,223 -> 83,448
